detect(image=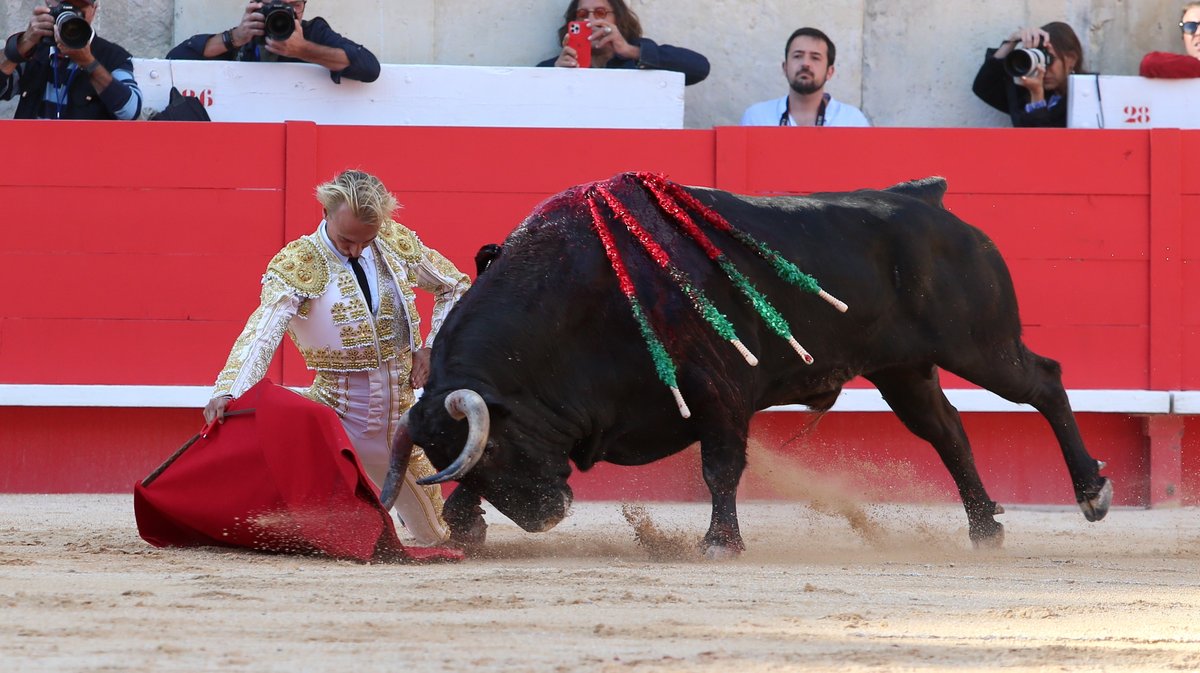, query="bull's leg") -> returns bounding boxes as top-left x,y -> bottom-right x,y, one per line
698,426 -> 750,559
949,346 -> 1111,521
443,485 -> 488,550
866,365 -> 1005,547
